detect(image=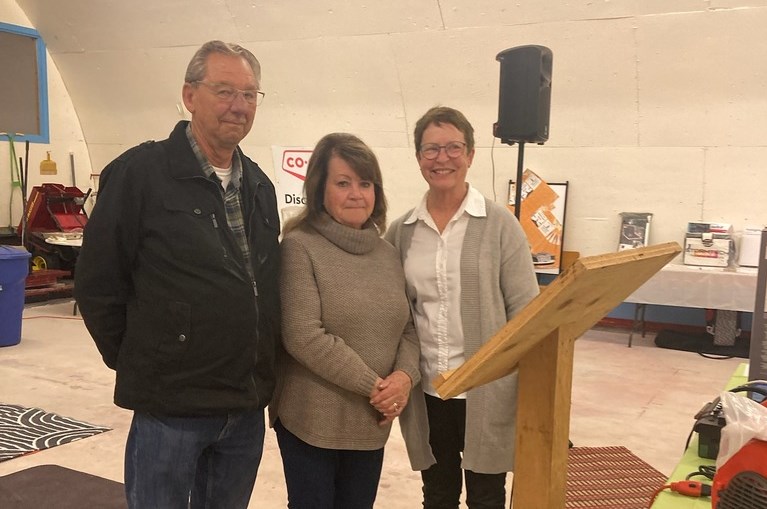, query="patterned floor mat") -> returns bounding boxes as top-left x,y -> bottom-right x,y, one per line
567,446 -> 668,508
0,404 -> 111,462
